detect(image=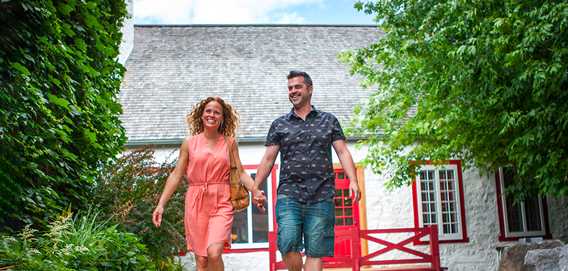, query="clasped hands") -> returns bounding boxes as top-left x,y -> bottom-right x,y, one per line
251,188 -> 267,212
